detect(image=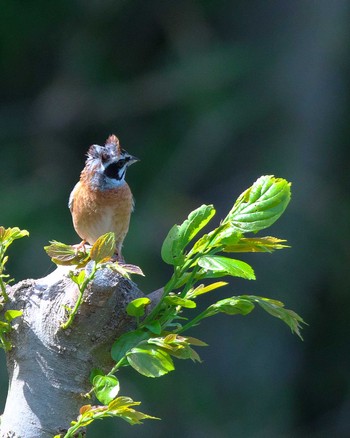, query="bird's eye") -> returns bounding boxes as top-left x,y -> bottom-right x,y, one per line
104,160 -> 126,179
